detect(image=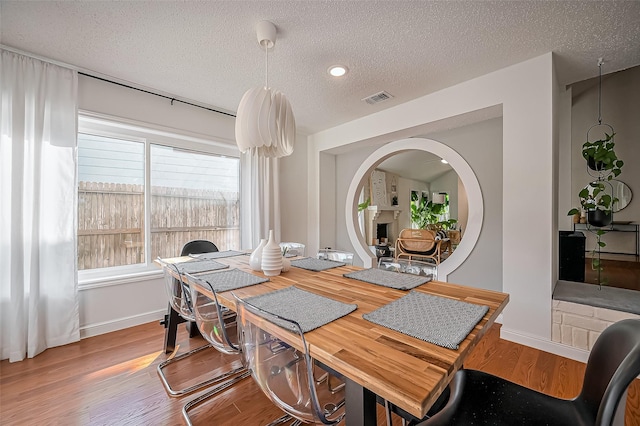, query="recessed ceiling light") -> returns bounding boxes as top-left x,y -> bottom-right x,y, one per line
328,65 -> 348,77
441,159 -> 448,164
